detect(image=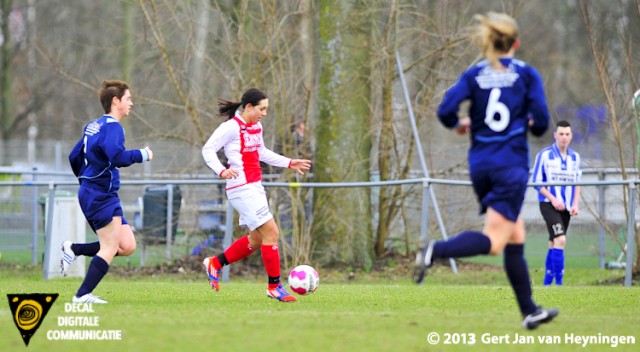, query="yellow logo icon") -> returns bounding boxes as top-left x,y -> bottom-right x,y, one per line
7,293 -> 58,346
